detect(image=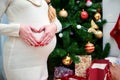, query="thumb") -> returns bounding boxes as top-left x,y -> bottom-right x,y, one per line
39,26 -> 45,32
30,26 -> 39,33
